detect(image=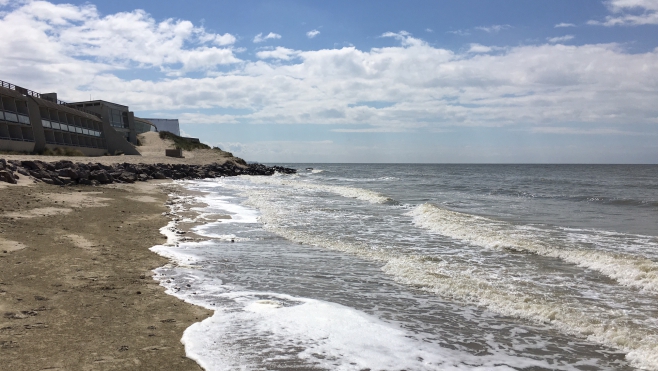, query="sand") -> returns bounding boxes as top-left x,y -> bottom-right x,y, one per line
0,178 -> 212,370
1,131 -> 244,167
